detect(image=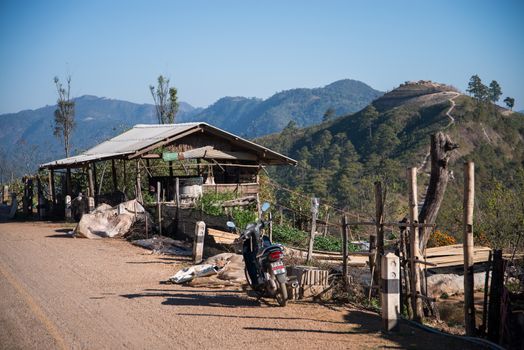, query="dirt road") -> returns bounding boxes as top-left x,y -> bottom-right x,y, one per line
0,222 -> 483,349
